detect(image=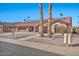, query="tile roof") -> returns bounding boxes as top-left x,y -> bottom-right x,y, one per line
0,17 -> 72,27
15,22 -> 40,27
